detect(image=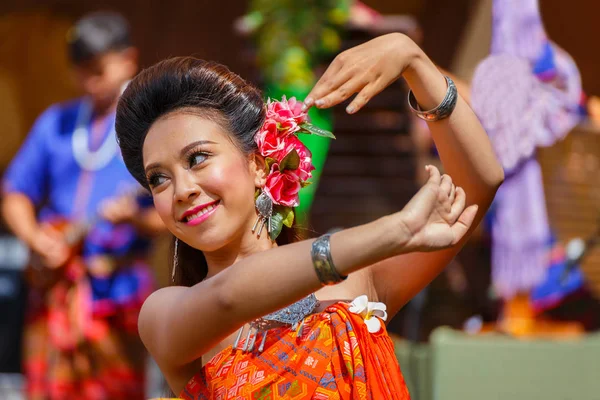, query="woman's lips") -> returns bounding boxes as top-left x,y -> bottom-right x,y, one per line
181,200 -> 220,226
